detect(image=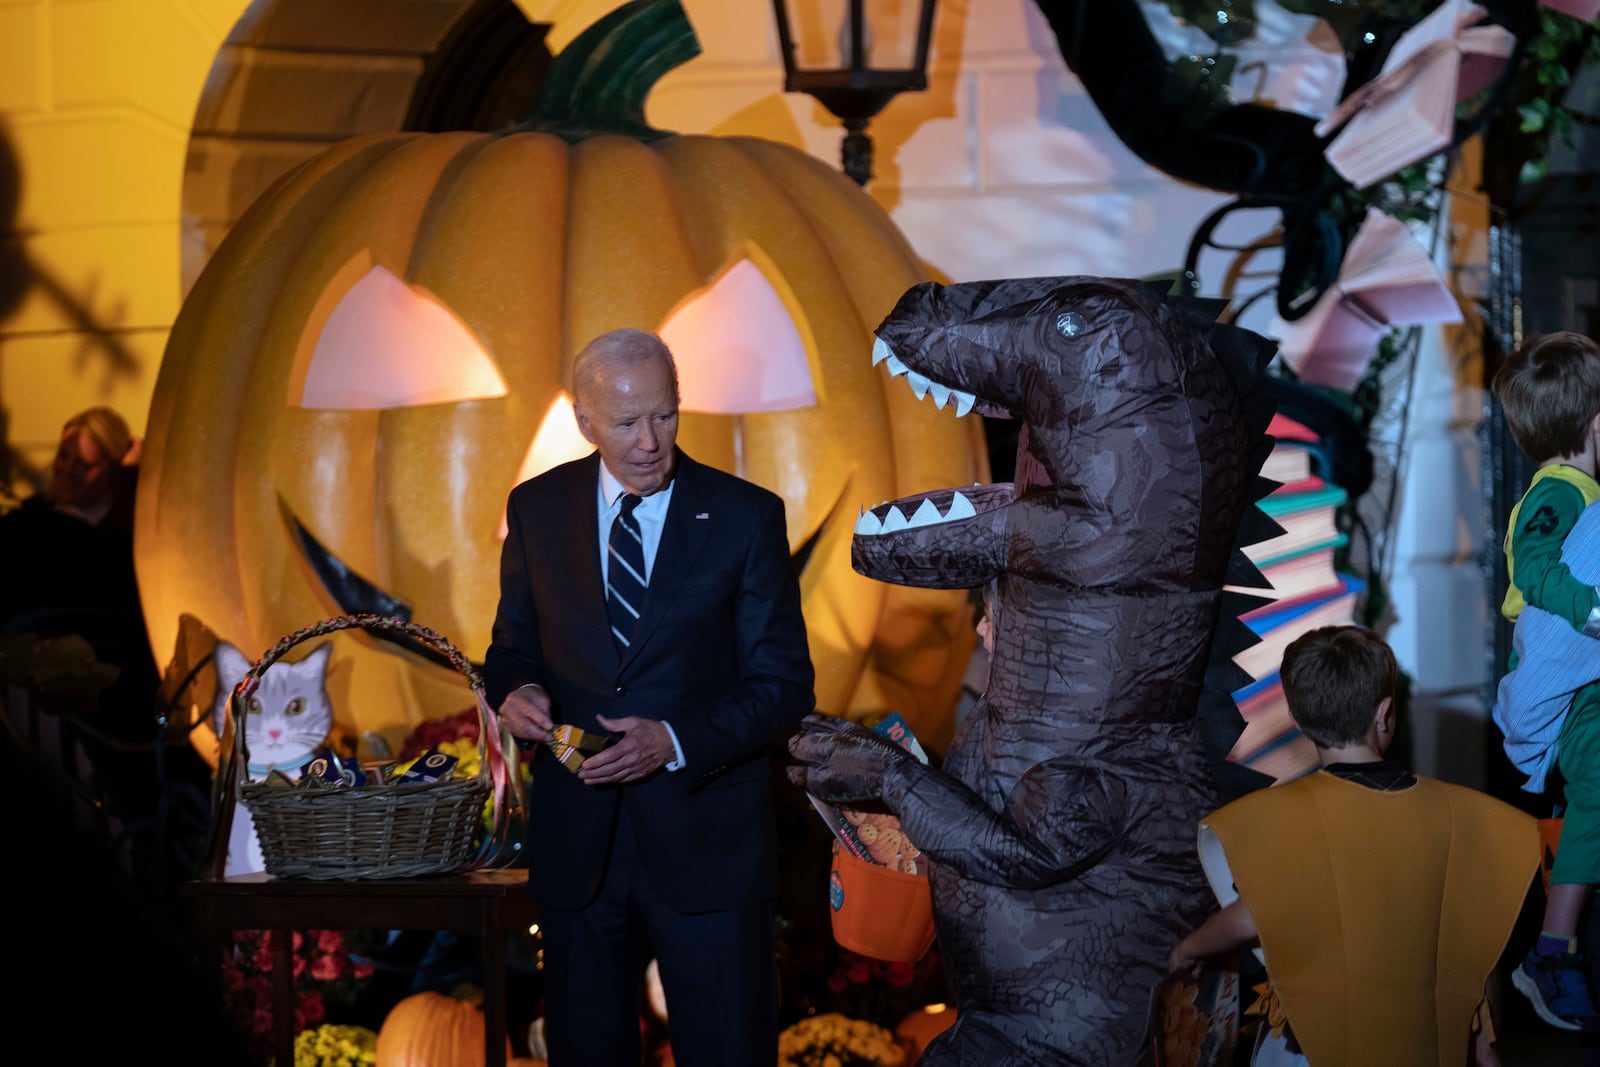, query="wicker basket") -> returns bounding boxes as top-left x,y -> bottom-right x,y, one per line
216,614 -> 512,880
